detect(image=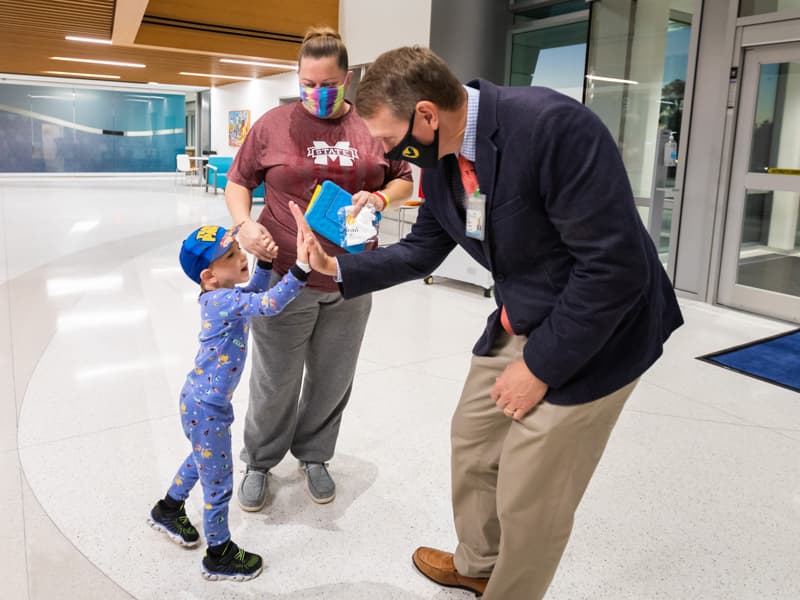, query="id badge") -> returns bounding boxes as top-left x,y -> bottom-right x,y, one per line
465,192 -> 486,241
